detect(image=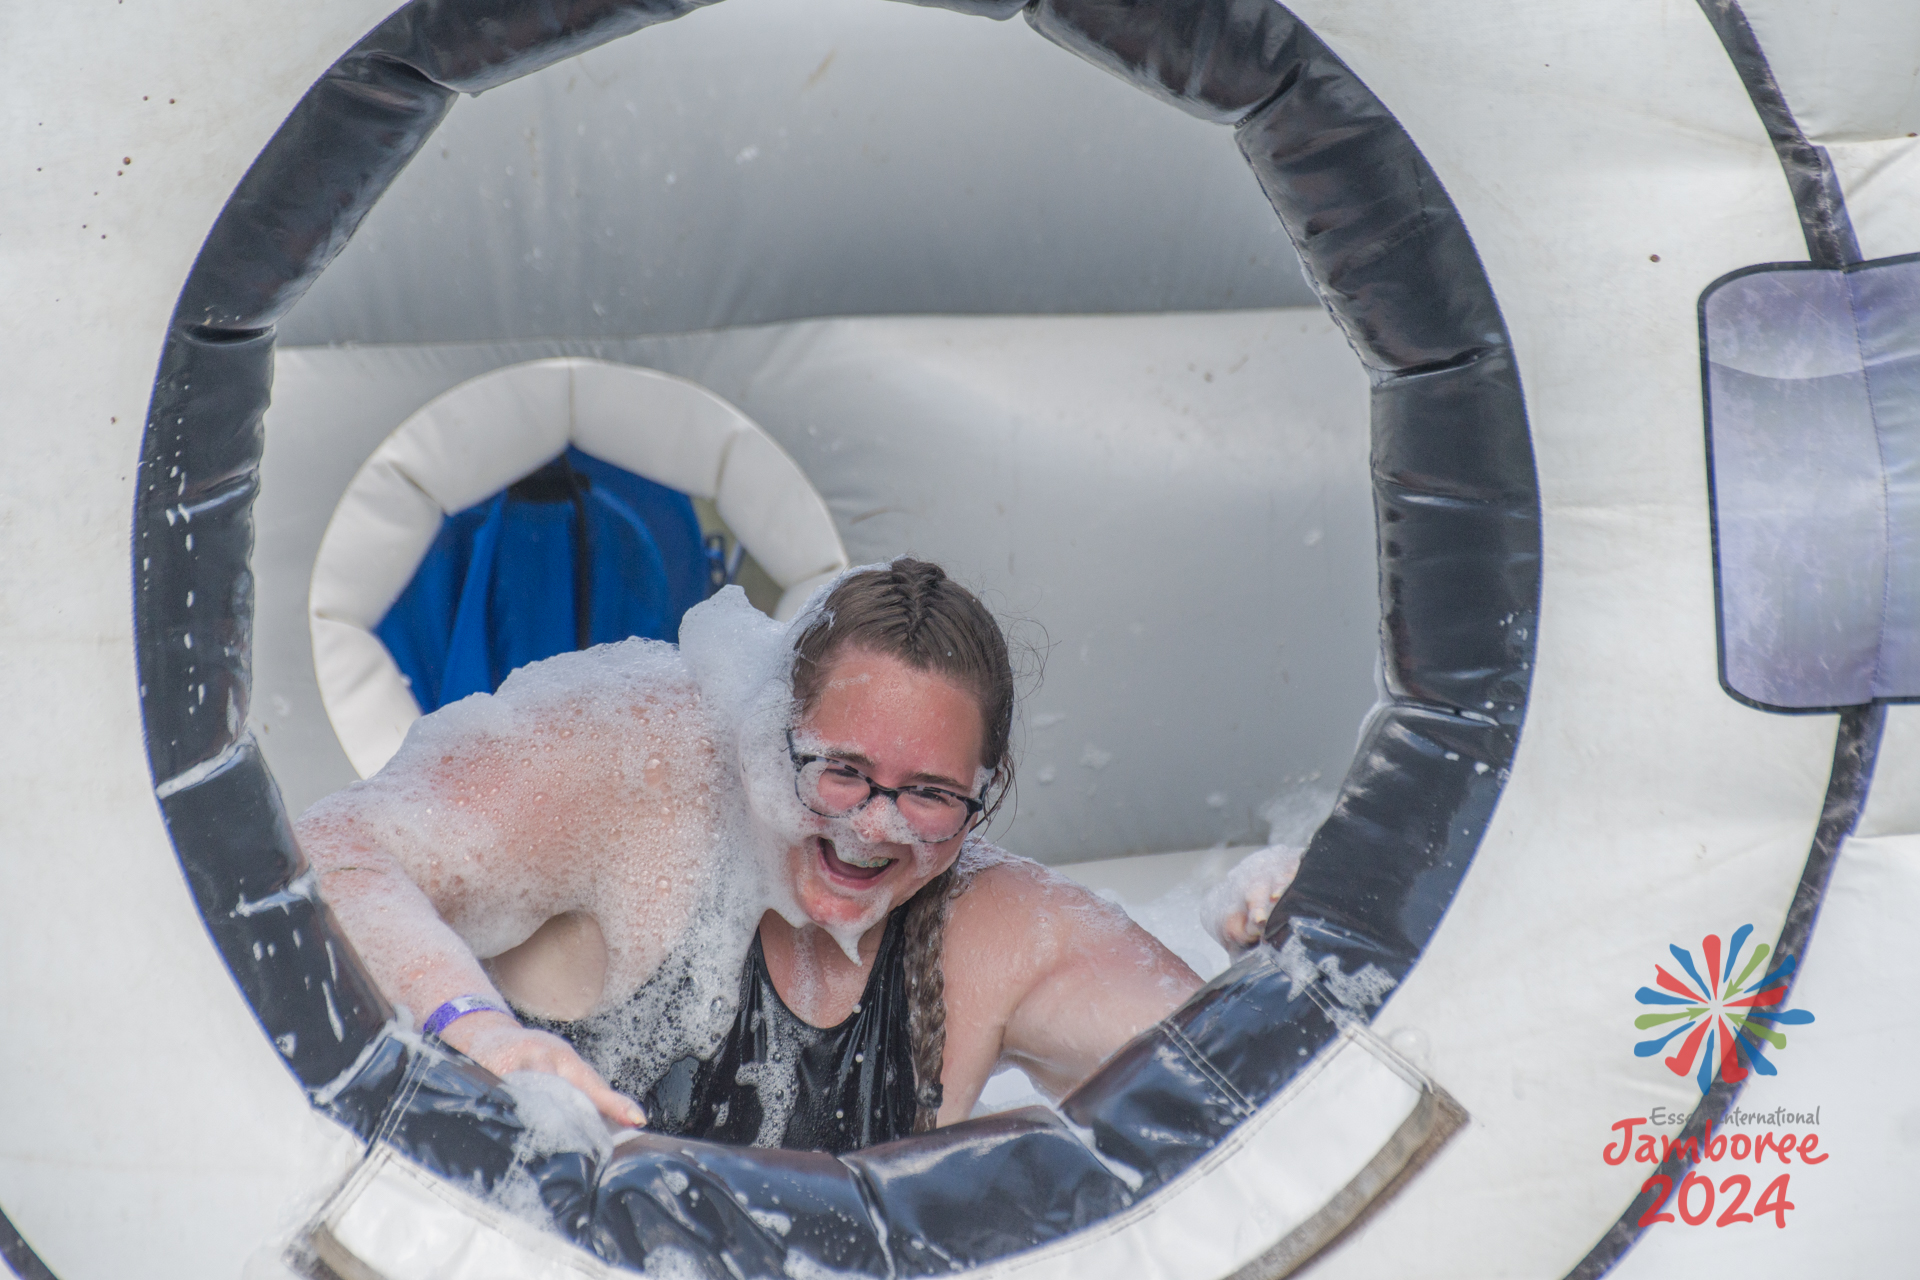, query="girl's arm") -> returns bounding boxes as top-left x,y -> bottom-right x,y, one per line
941,857 -> 1202,1114
296,677 -> 679,1126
